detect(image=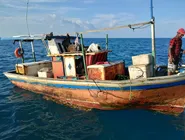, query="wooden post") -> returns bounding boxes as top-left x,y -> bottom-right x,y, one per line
106,34 -> 108,50
31,41 -> 36,62
80,34 -> 88,80
19,41 -> 24,63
